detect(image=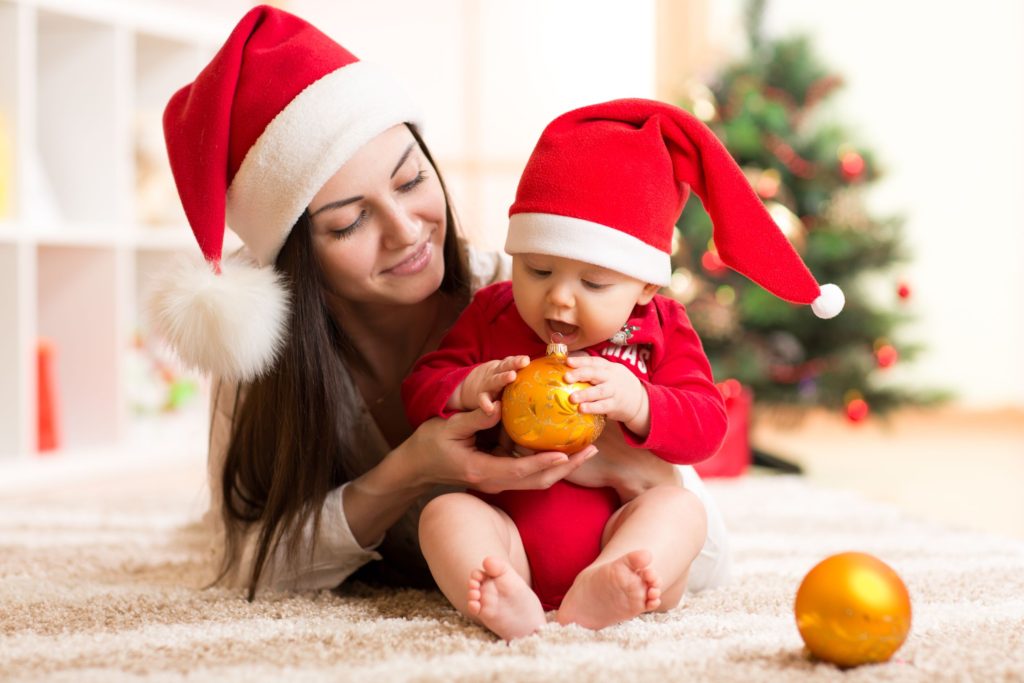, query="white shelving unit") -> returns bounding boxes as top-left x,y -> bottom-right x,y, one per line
0,0 -> 235,461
